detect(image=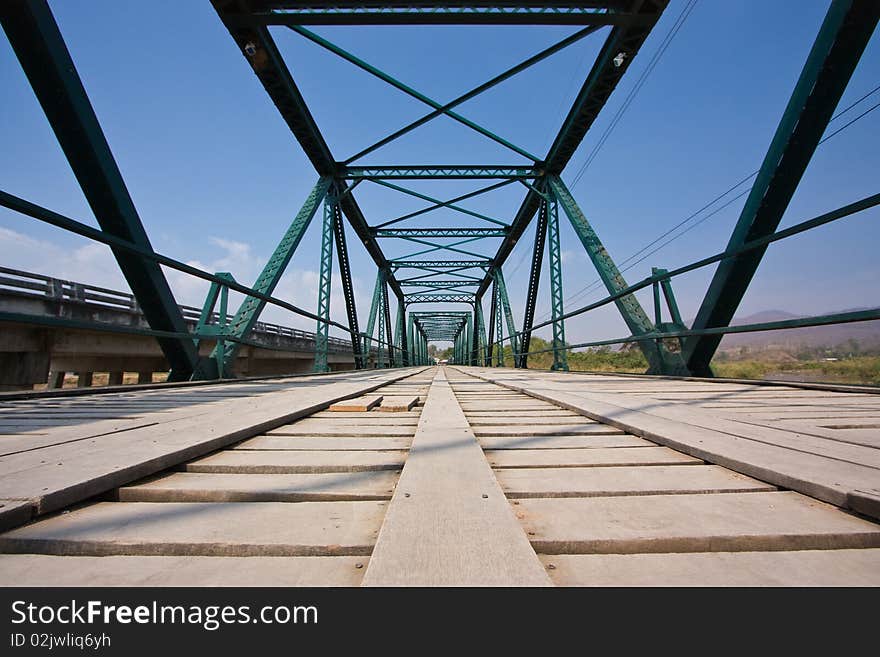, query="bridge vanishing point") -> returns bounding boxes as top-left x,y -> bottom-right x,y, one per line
0,1 -> 878,586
